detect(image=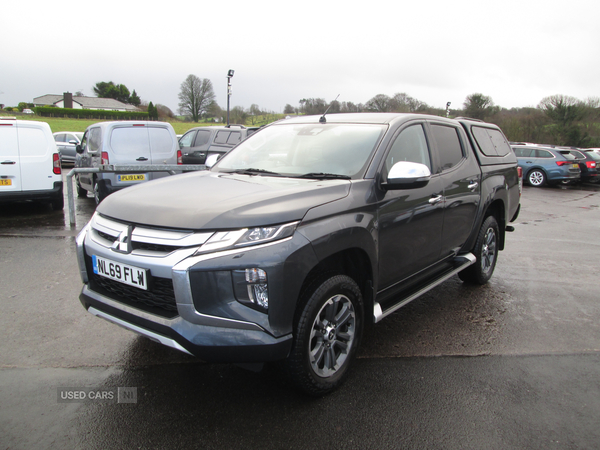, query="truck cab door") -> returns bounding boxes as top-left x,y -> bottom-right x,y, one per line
428,122 -> 481,258
377,123 -> 443,290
